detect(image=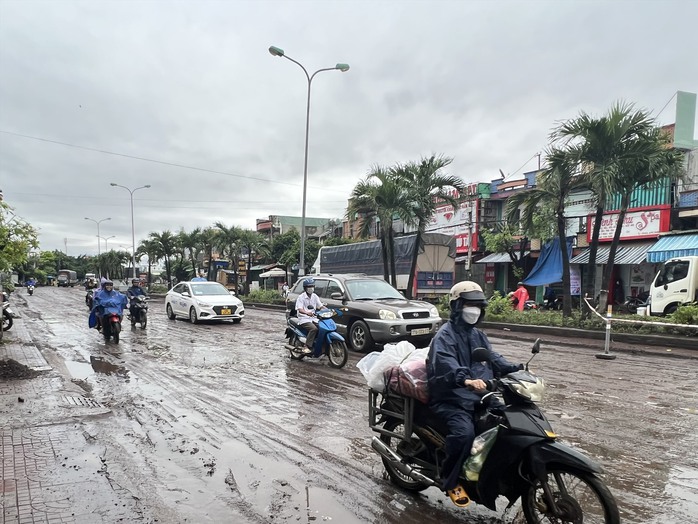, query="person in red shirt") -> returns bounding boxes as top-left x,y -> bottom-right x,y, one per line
511,281 -> 529,311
